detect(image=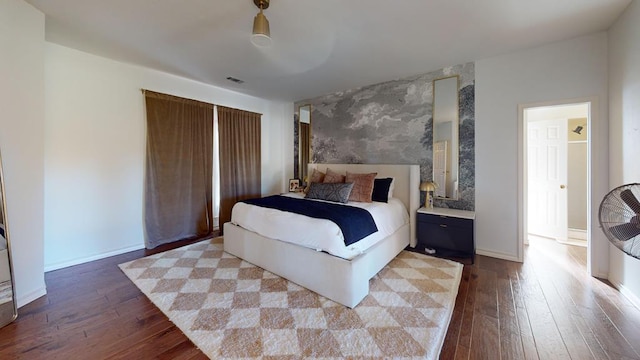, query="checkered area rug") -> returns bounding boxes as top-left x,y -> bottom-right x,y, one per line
119,237 -> 463,359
